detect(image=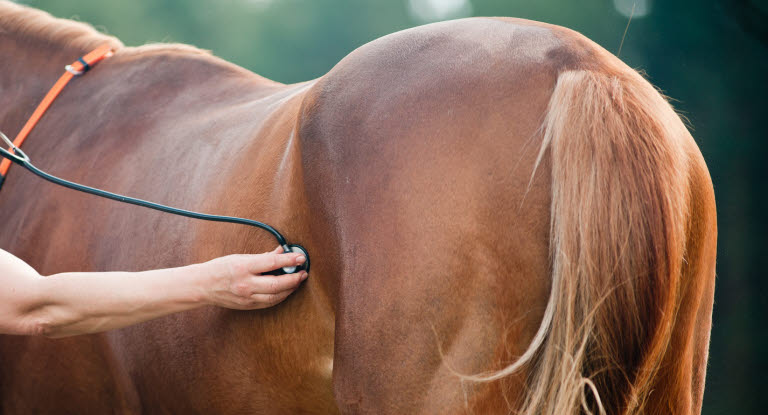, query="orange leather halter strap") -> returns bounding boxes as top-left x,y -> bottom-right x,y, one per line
0,44 -> 113,187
